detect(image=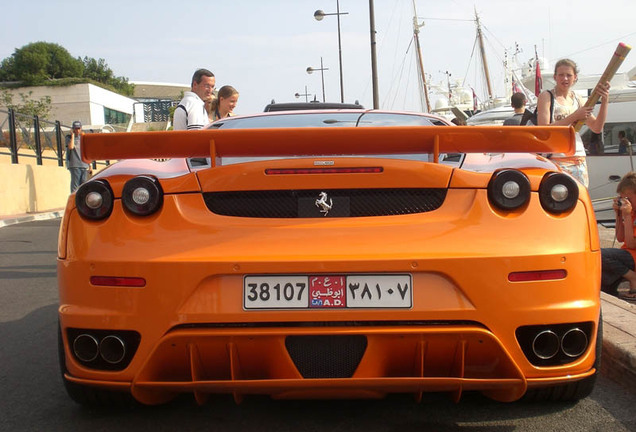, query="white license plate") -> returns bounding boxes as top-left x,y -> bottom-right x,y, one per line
243,274 -> 412,309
